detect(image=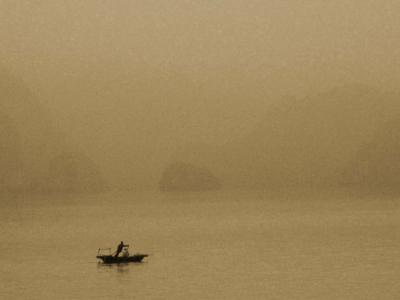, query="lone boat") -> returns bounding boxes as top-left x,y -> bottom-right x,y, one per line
96,244 -> 148,264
